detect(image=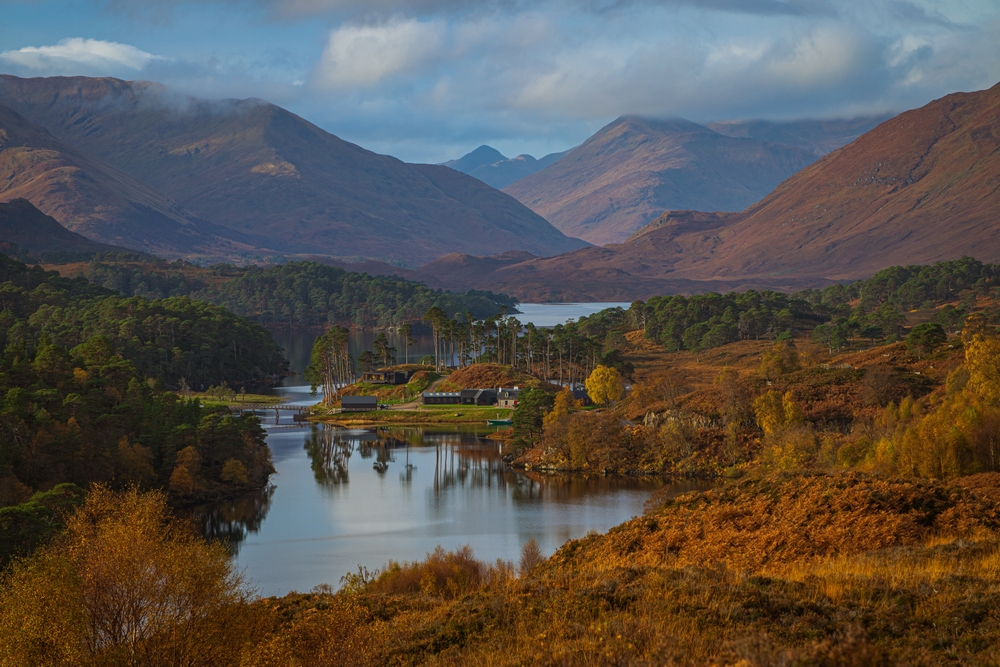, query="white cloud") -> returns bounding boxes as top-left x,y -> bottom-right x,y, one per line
0,38 -> 164,75
313,19 -> 447,90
